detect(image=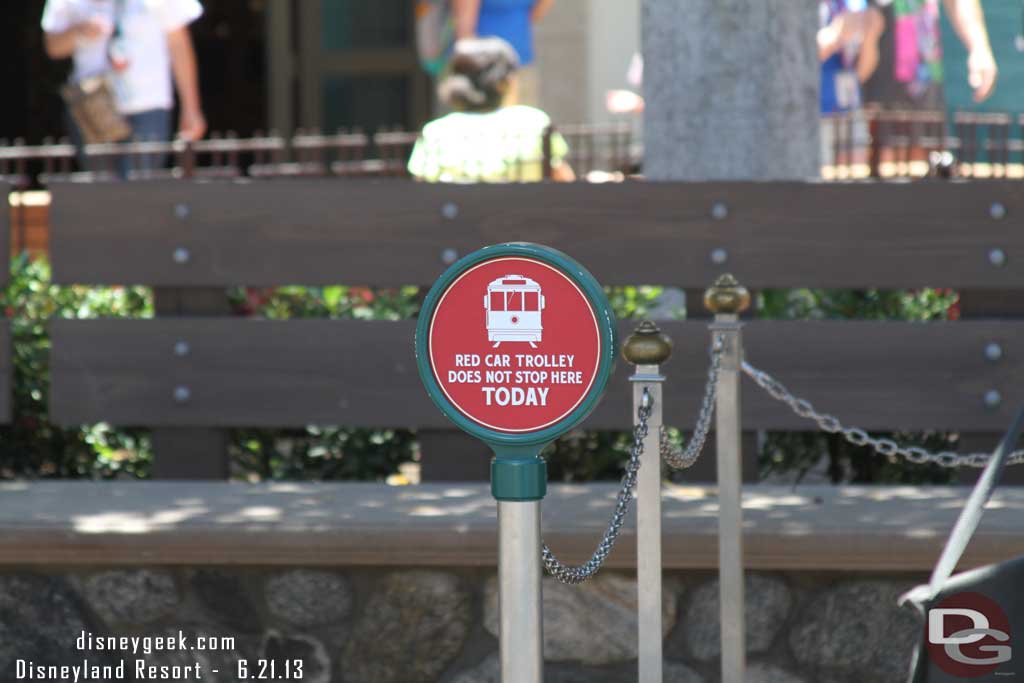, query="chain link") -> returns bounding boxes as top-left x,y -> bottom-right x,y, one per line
742,360 -> 1024,468
541,389 -> 651,585
661,334 -> 725,469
